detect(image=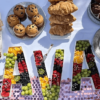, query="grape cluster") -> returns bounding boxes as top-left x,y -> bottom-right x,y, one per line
21,83 -> 32,96
55,49 -> 64,60
42,85 -> 60,100
76,41 -> 90,51
3,53 -> 17,69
